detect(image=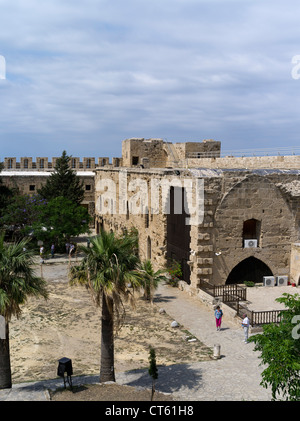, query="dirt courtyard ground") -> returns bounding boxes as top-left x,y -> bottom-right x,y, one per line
8,258 -> 299,387
9,259 -> 213,385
